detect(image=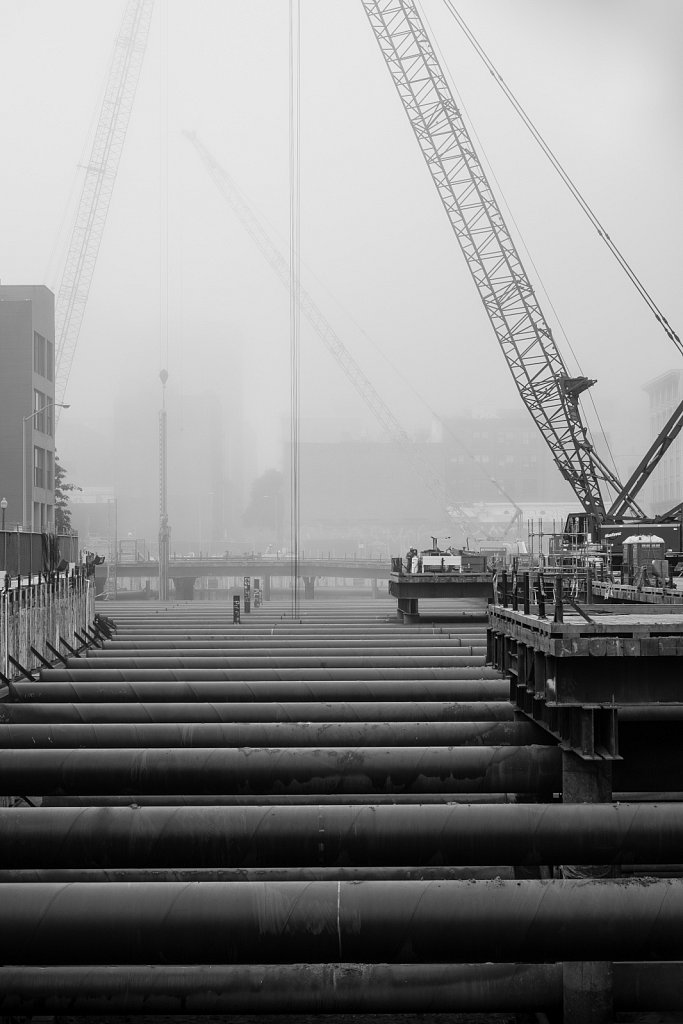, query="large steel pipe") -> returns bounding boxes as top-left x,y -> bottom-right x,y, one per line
2,879 -> 683,963
61,658 -> 488,676
43,794 -> 518,807
1,962 -> 680,1015
0,867 -> 520,883
0,802 -> 679,869
0,720 -> 547,748
12,679 -> 509,703
0,963 -> 561,1014
0,745 -> 559,795
0,700 -> 516,724
39,666 -> 499,681
100,639 -> 486,651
